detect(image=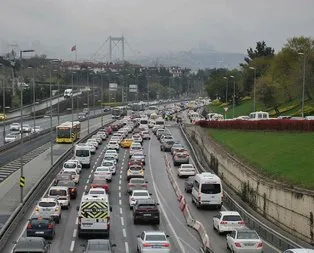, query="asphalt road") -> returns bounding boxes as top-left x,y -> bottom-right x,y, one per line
0,108 -> 104,146
165,125 -> 280,253
4,125 -> 202,253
